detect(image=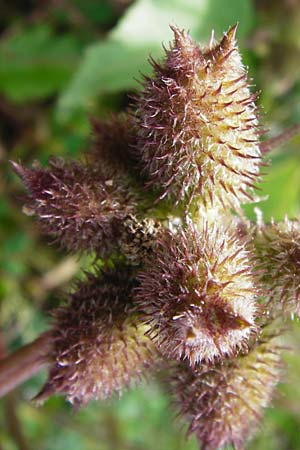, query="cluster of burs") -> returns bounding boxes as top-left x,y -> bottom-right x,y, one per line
13,25 -> 300,450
